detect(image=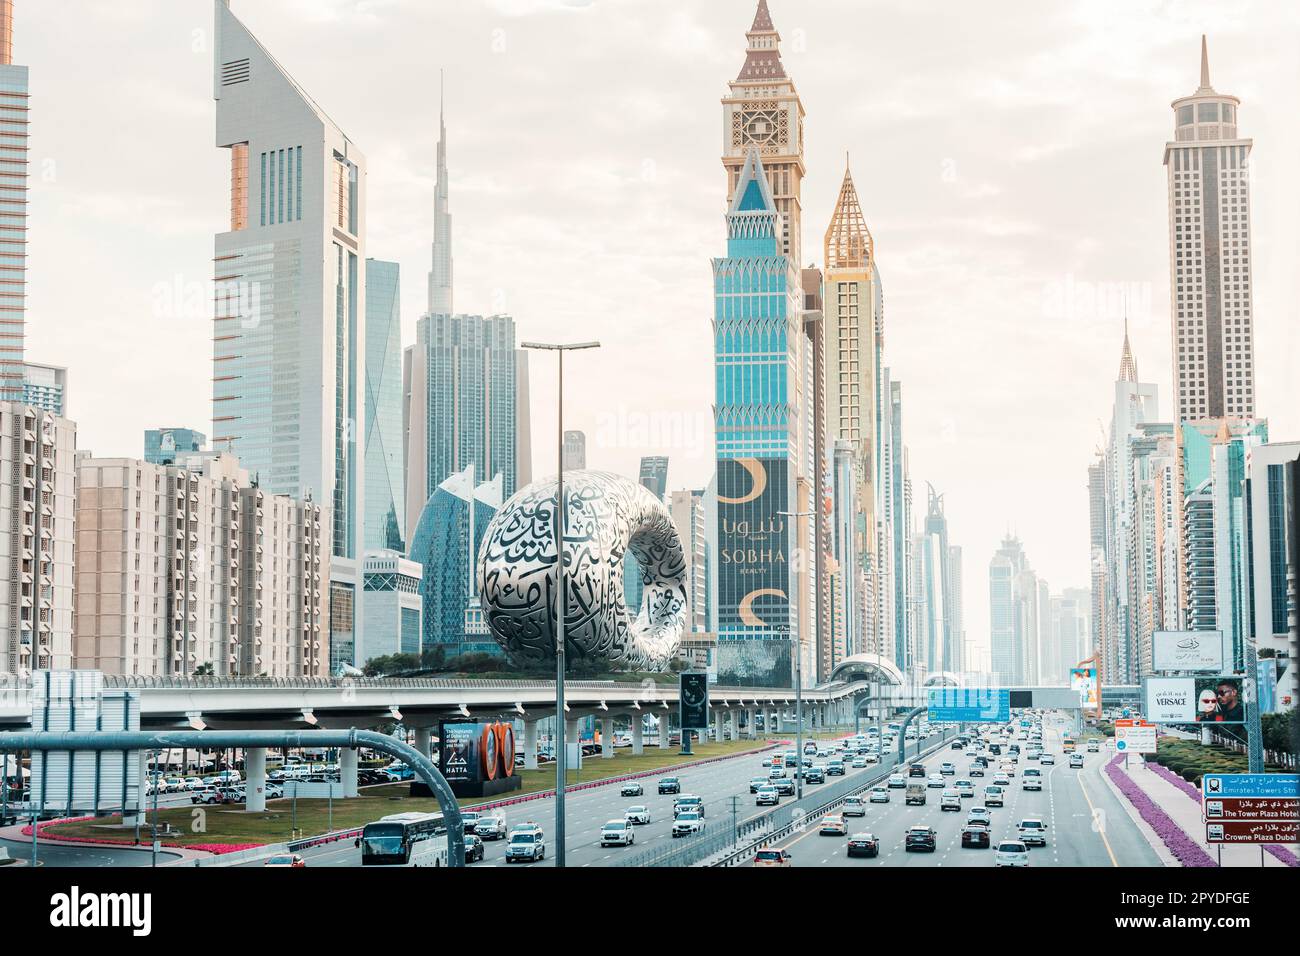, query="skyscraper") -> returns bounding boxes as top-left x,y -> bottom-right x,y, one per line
638,456 -> 669,500
712,149 -> 801,687
144,427 -> 206,465
402,313 -> 519,545
0,0 -> 27,401
722,1 -> 804,289
989,535 -> 1038,685
1243,442 -> 1299,708
428,74 -> 453,315
1165,36 -> 1256,423
916,485 -> 962,675
212,0 -> 366,675
562,430 -> 586,472
364,259 -> 404,553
